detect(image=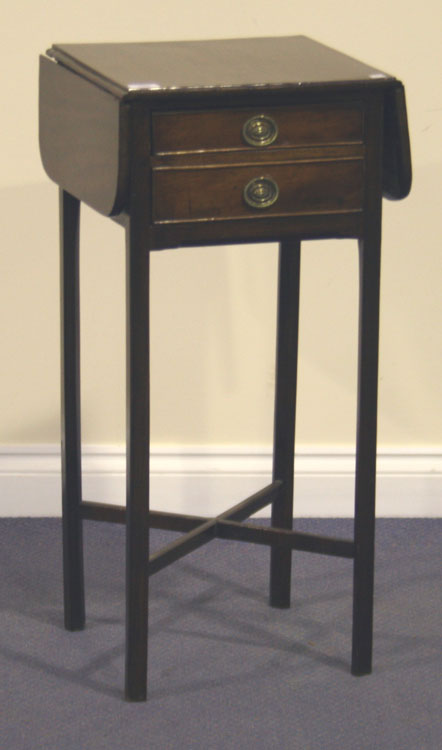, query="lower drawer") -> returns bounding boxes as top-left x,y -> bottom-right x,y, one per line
153,160 -> 363,223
